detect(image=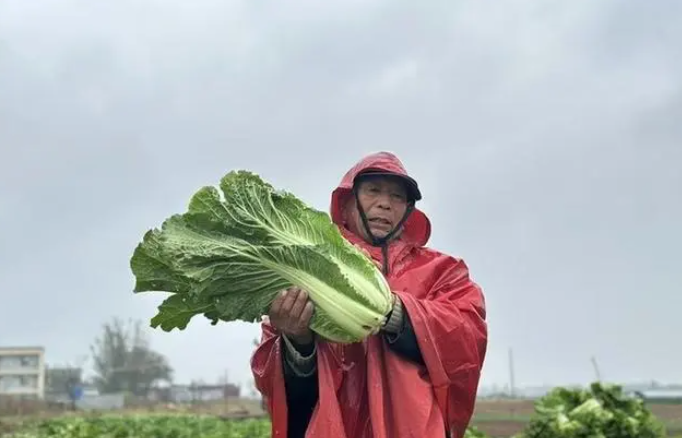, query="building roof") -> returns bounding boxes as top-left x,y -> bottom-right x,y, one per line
0,346 -> 45,352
